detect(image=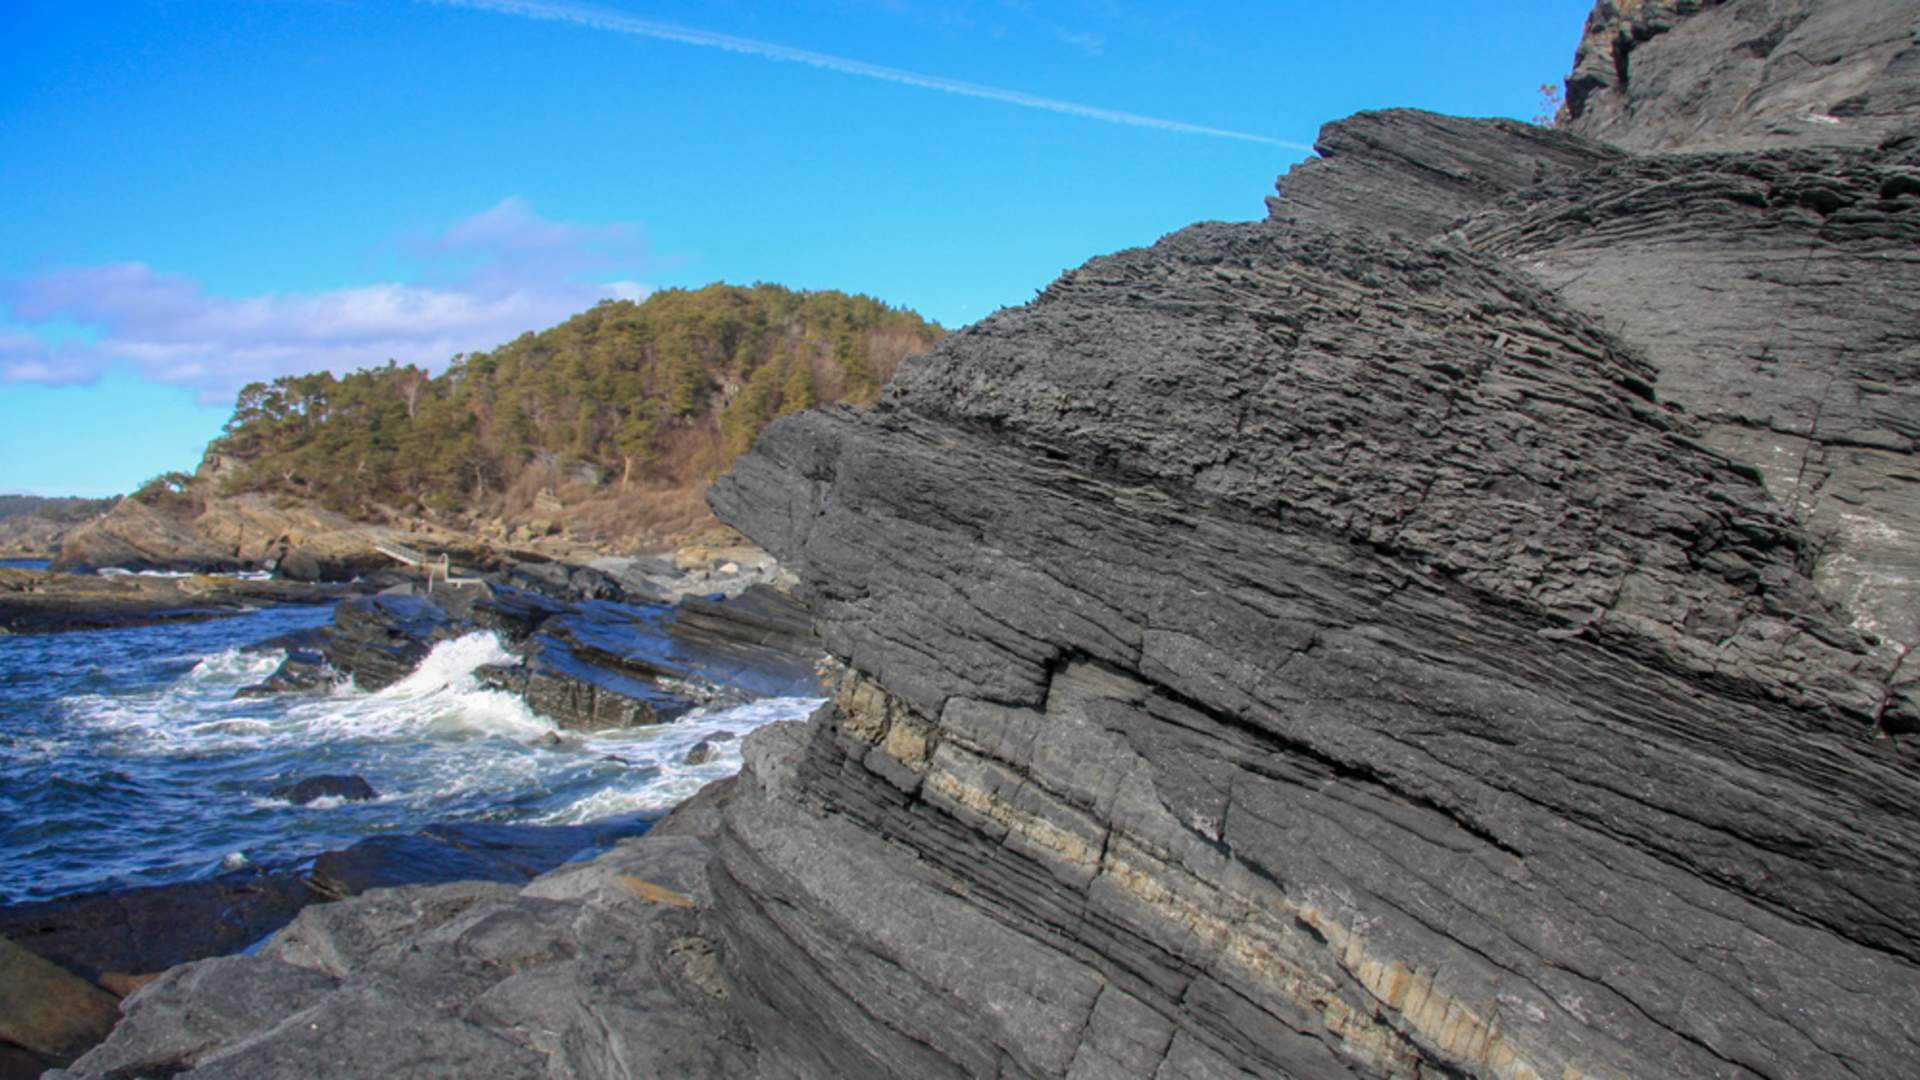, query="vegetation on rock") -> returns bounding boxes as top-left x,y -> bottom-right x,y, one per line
208,283 -> 941,535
